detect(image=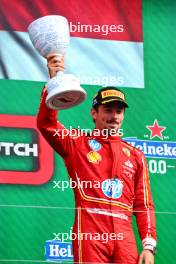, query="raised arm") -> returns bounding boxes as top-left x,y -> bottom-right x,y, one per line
37,55 -> 73,158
